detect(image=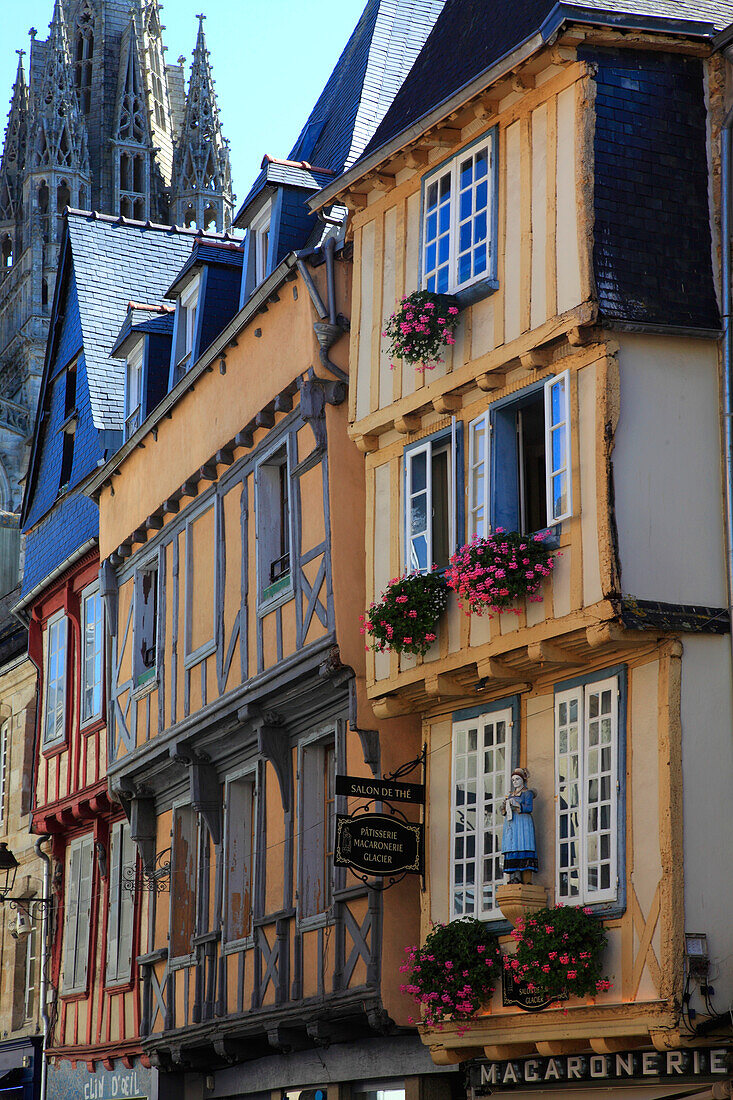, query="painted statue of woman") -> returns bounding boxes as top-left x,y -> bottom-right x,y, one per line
500,767 -> 538,883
